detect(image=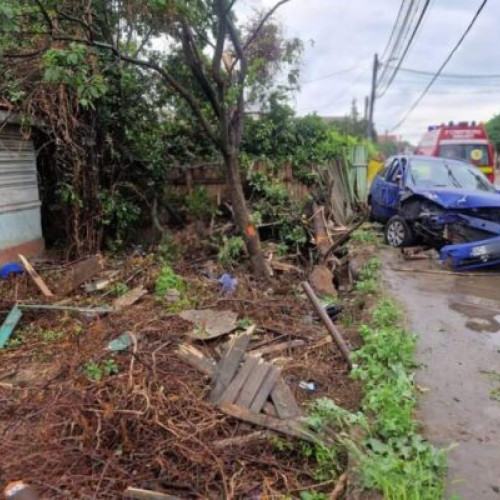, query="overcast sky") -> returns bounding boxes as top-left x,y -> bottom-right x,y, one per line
240,0 -> 500,144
